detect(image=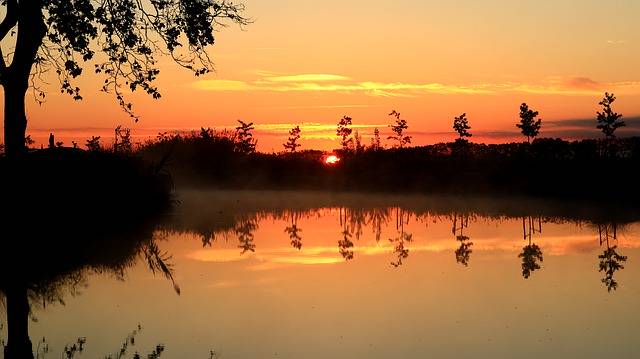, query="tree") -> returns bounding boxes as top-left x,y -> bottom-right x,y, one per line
336,115 -> 353,151
596,92 -> 625,139
113,125 -> 132,153
235,120 -> 256,154
283,125 -> 301,153
387,110 -> 411,148
353,130 -> 365,153
85,136 -> 101,152
516,103 -> 542,143
453,113 -> 472,142
370,127 -> 382,151
0,1 -> 249,157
